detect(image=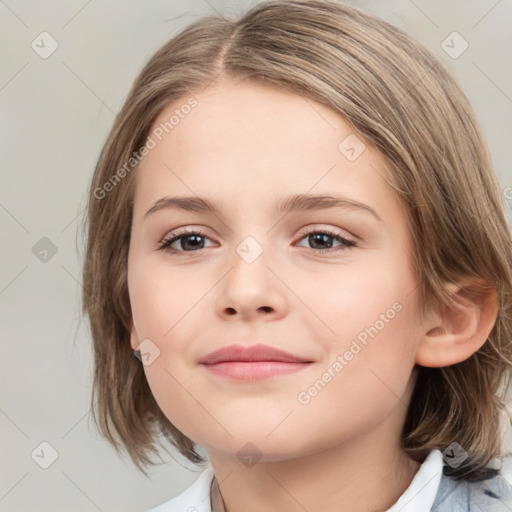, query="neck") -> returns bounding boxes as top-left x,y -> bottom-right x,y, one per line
208,401 -> 420,512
